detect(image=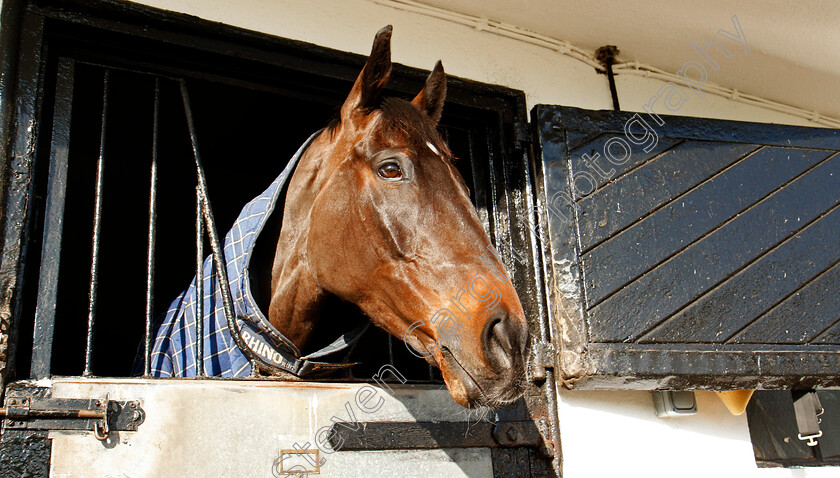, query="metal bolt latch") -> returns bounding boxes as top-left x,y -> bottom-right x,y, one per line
0,393 -> 145,440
